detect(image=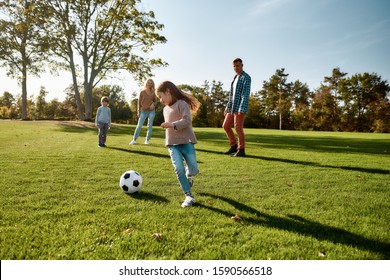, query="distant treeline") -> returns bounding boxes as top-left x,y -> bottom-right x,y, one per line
1,68 -> 389,132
